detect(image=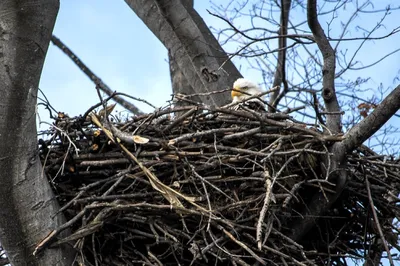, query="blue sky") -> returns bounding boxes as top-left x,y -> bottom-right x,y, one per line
38,0 -> 400,153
